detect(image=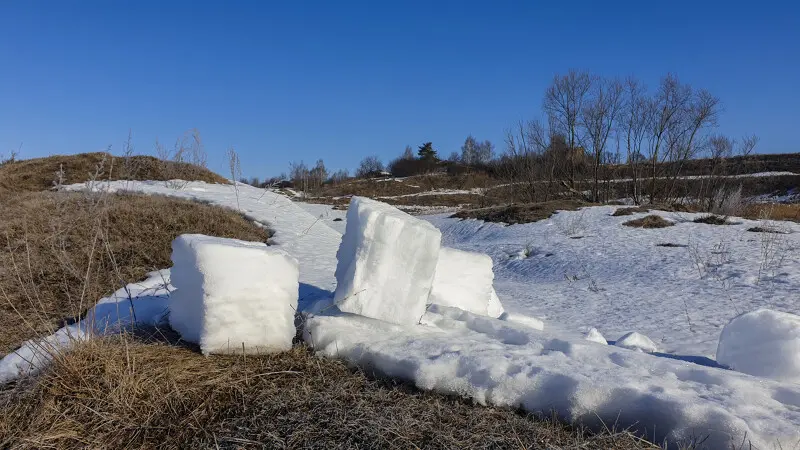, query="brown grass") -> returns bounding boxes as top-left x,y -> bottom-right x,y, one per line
612,206 -> 650,216
693,215 -> 732,225
623,215 -> 675,229
0,191 -> 270,354
0,152 -> 228,193
742,203 -> 800,222
452,200 -> 590,225
0,335 -> 658,449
